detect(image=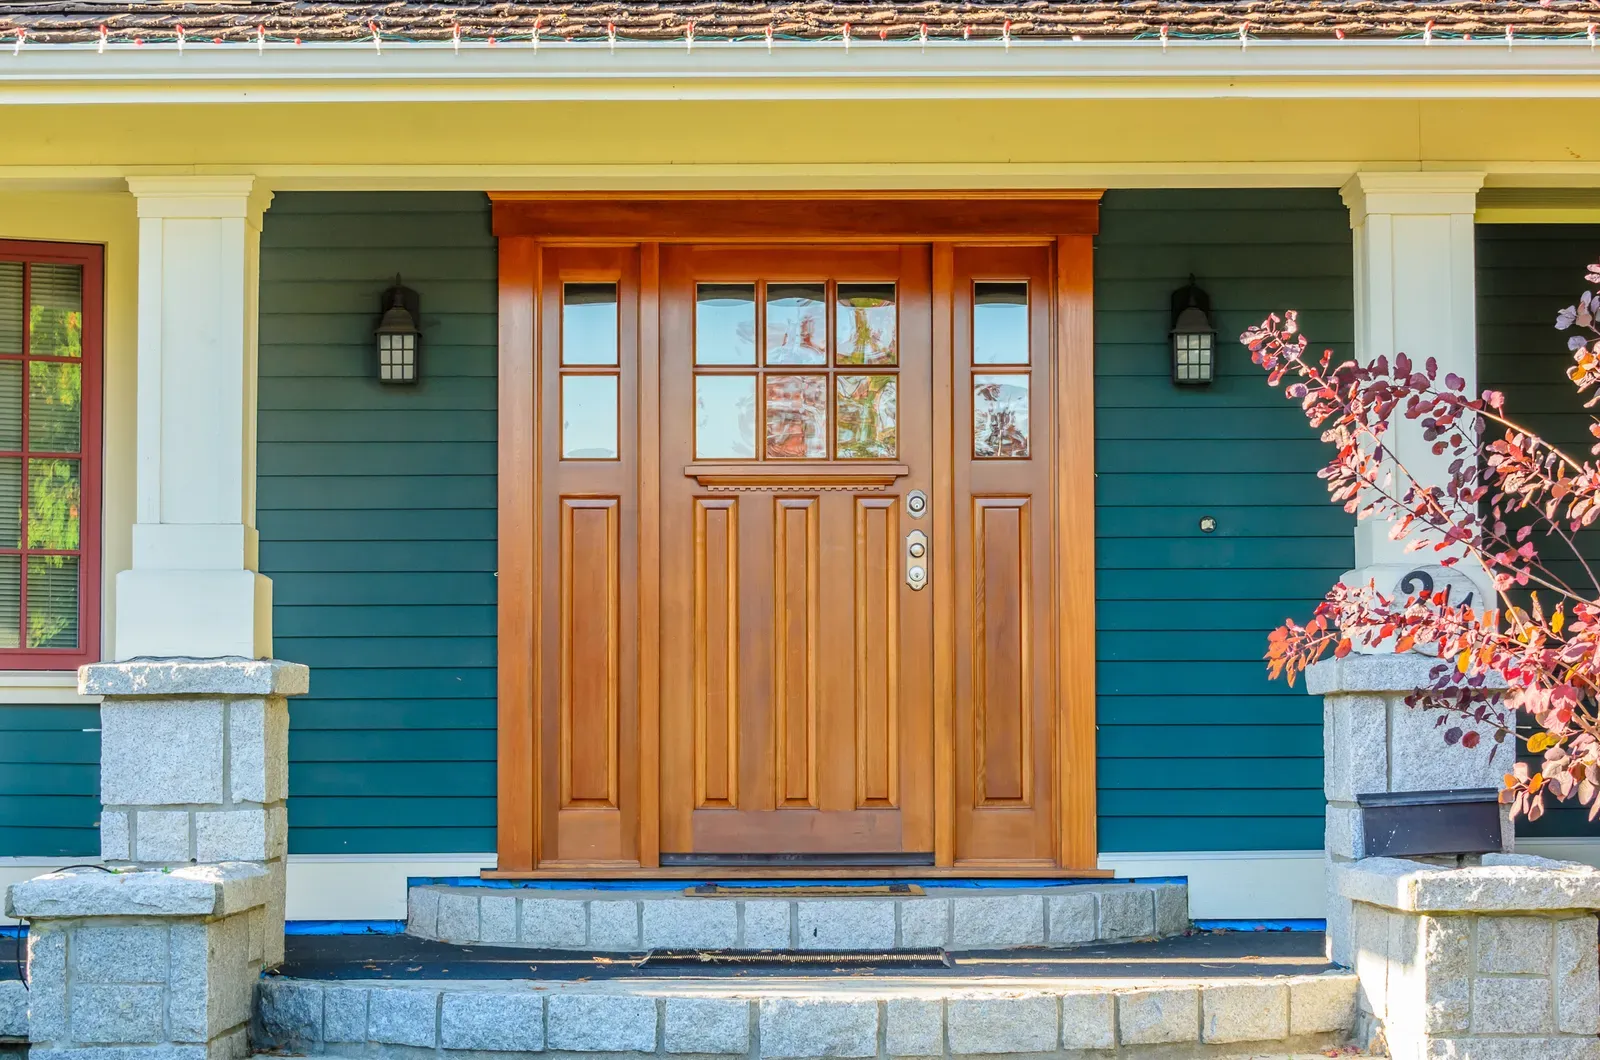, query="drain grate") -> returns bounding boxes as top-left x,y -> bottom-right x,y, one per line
638,948 -> 951,969
684,883 -> 925,898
